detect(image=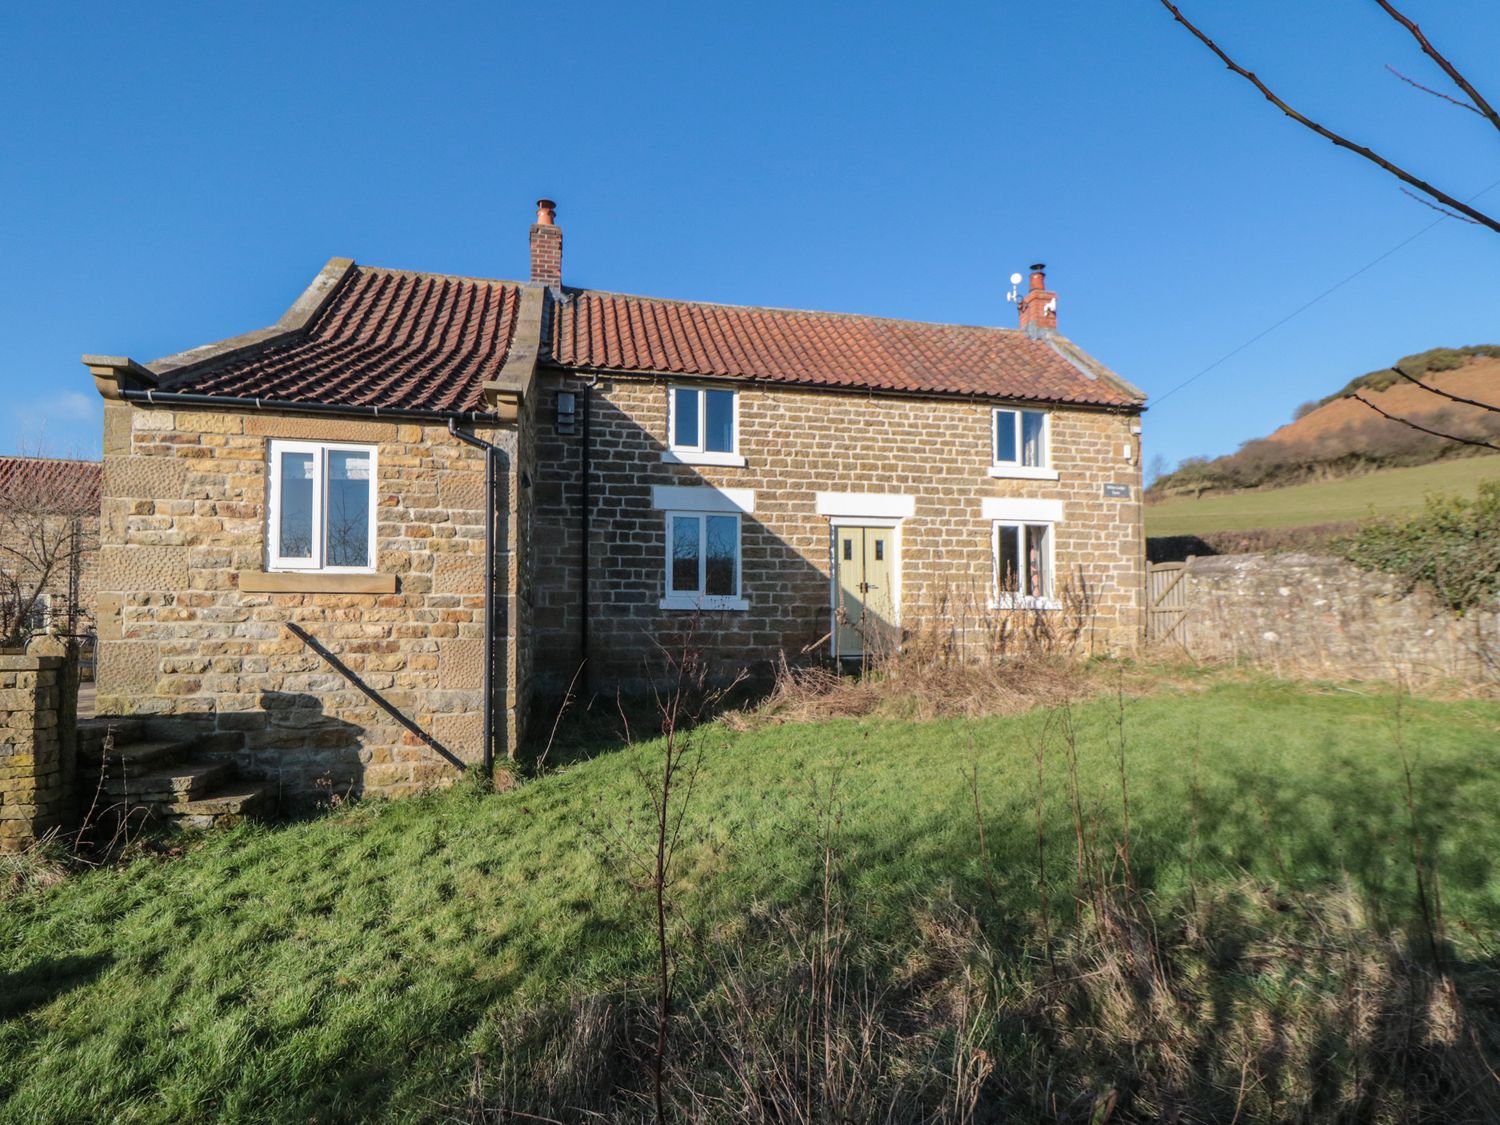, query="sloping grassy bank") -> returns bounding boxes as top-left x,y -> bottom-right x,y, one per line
2,674 -> 1498,1121
1145,454 -> 1500,537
